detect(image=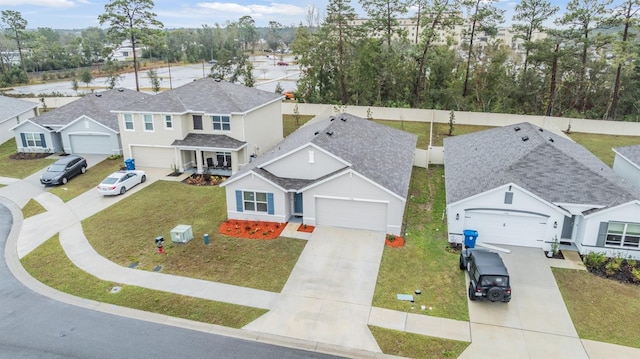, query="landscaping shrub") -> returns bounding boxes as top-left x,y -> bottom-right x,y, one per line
584,252 -> 607,270
584,252 -> 640,285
